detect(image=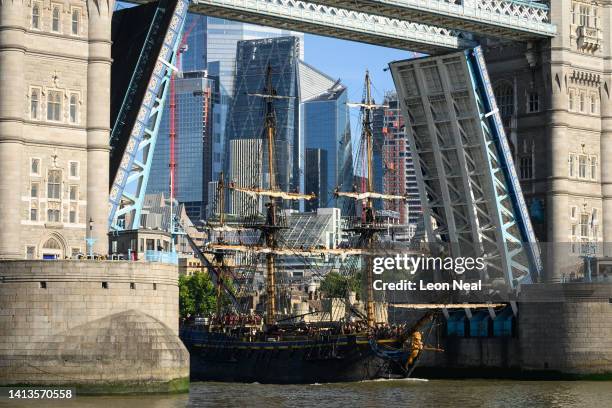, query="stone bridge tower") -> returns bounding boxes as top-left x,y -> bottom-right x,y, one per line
485,0 -> 612,282
0,0 -> 112,259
